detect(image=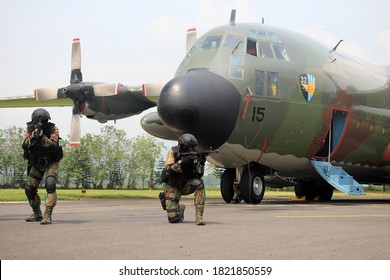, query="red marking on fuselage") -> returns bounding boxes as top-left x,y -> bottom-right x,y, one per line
241,94 -> 252,120
100,97 -> 105,112
378,142 -> 390,164
256,137 -> 268,163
